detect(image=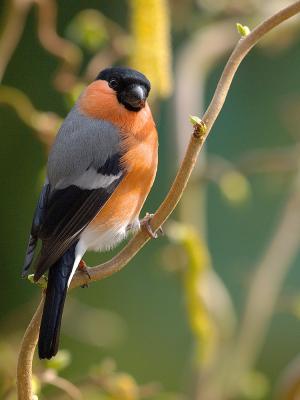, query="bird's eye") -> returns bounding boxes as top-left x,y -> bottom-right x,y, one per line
108,79 -> 118,89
